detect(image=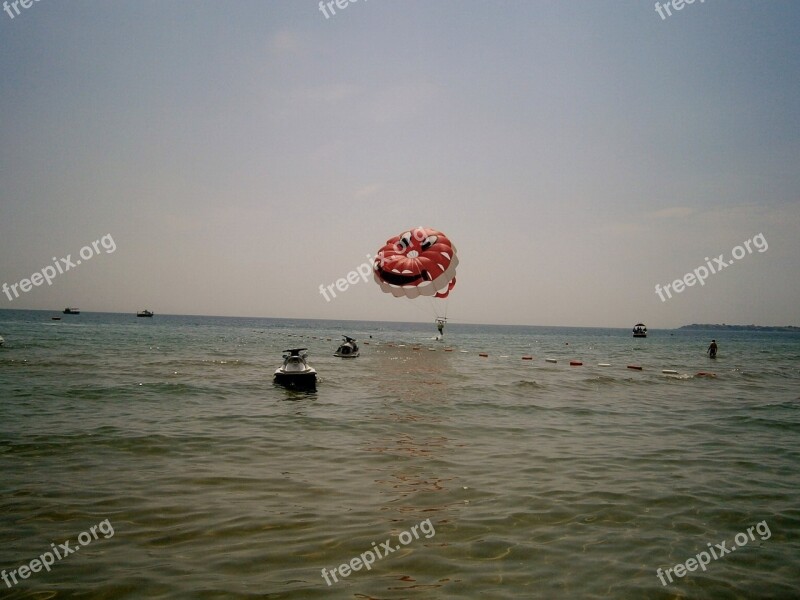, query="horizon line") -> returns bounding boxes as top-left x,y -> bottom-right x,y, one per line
1,309 -> 797,330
